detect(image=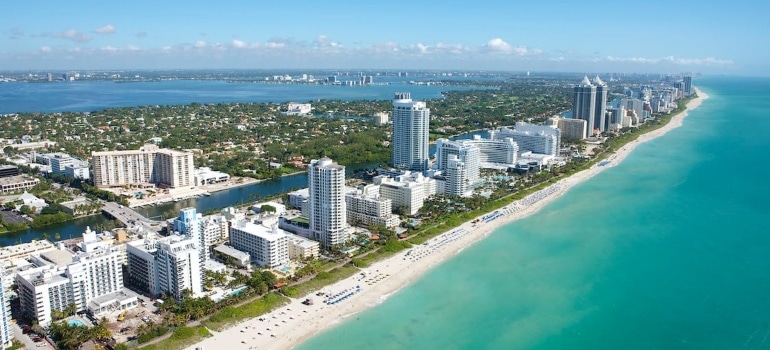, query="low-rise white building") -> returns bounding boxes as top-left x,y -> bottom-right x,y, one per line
284,103 -> 312,116
345,185 -> 400,228
213,245 -> 251,268
287,234 -> 320,260
16,191 -> 48,213
194,167 -> 230,186
374,172 -> 436,215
